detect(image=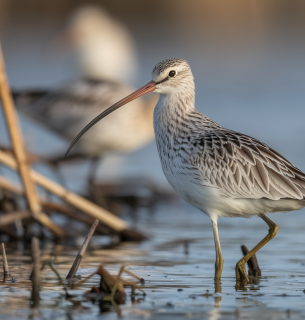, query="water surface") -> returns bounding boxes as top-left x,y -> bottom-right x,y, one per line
1,202 -> 305,319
